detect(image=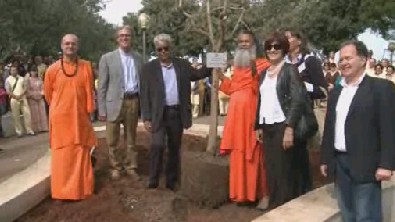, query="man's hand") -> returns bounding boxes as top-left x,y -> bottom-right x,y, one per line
256,129 -> 263,143
144,121 -> 152,132
375,168 -> 393,181
282,127 -> 294,150
320,164 -> 327,177
98,115 -> 107,122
